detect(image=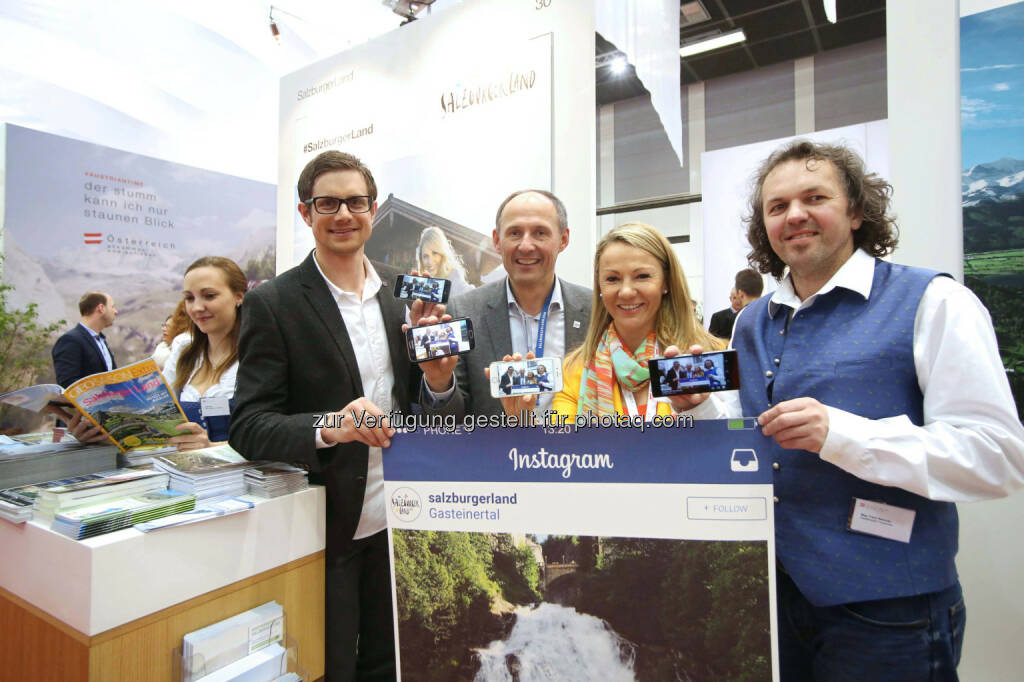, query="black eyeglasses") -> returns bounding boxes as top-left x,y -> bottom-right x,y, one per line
304,195 -> 372,214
